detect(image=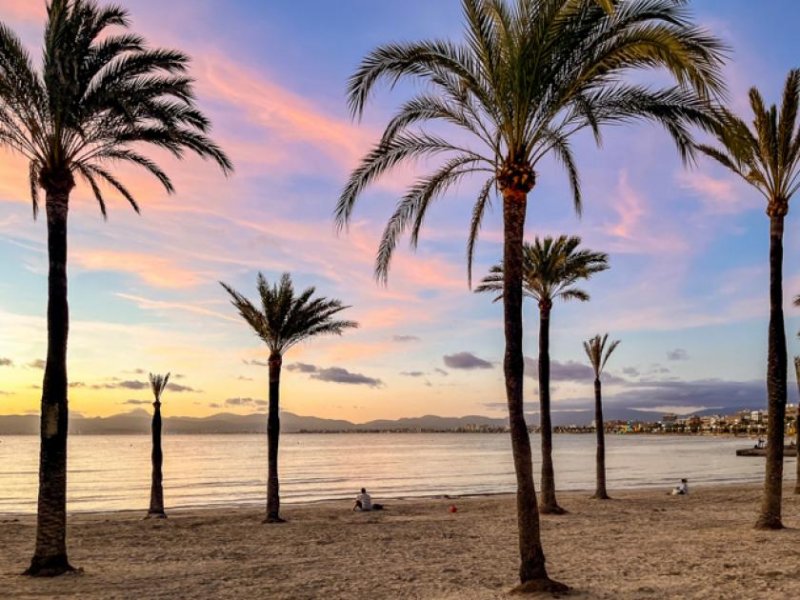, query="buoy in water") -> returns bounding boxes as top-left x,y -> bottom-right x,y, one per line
449,505 -> 458,513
